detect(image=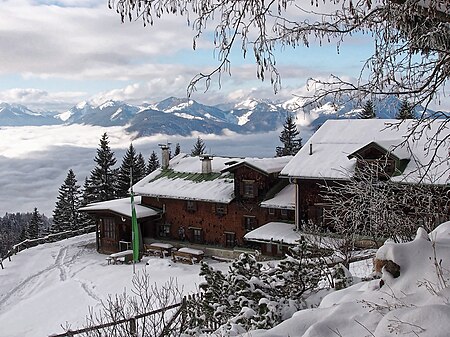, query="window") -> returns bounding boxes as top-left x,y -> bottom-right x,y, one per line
103,218 -> 115,239
225,232 -> 235,247
186,200 -> 197,212
159,224 -> 171,238
281,209 -> 288,218
191,228 -> 203,243
268,208 -> 275,215
243,216 -> 256,232
215,203 -> 227,215
241,180 -> 257,198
